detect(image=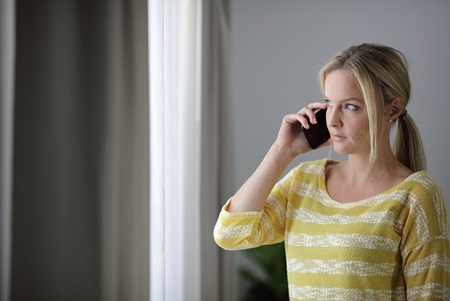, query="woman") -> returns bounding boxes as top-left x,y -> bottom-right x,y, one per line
214,43 -> 450,300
